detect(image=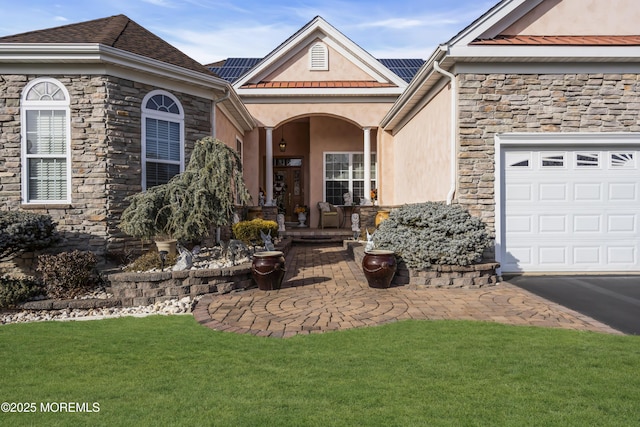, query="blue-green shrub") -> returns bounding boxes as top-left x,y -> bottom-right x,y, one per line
0,211 -> 59,260
373,202 -> 489,269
